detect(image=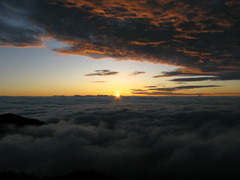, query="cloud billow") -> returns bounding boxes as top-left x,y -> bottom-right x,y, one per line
0,0 -> 240,81
0,96 -> 240,180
